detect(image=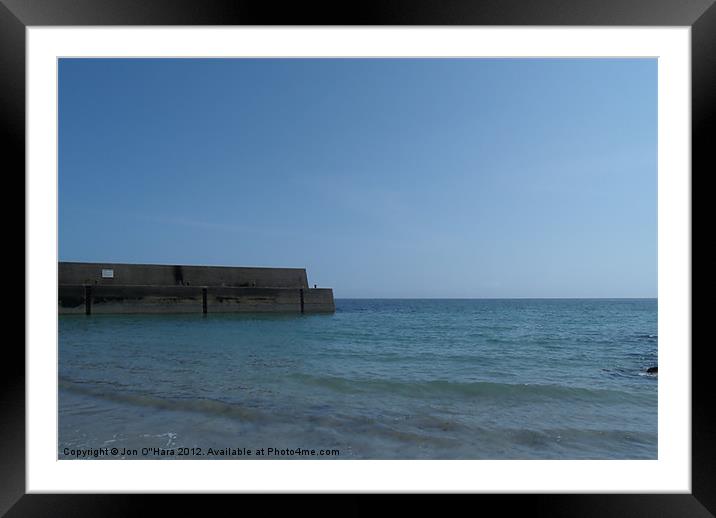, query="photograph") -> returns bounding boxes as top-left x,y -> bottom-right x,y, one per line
57,57 -> 658,461
4,0 -> 707,507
